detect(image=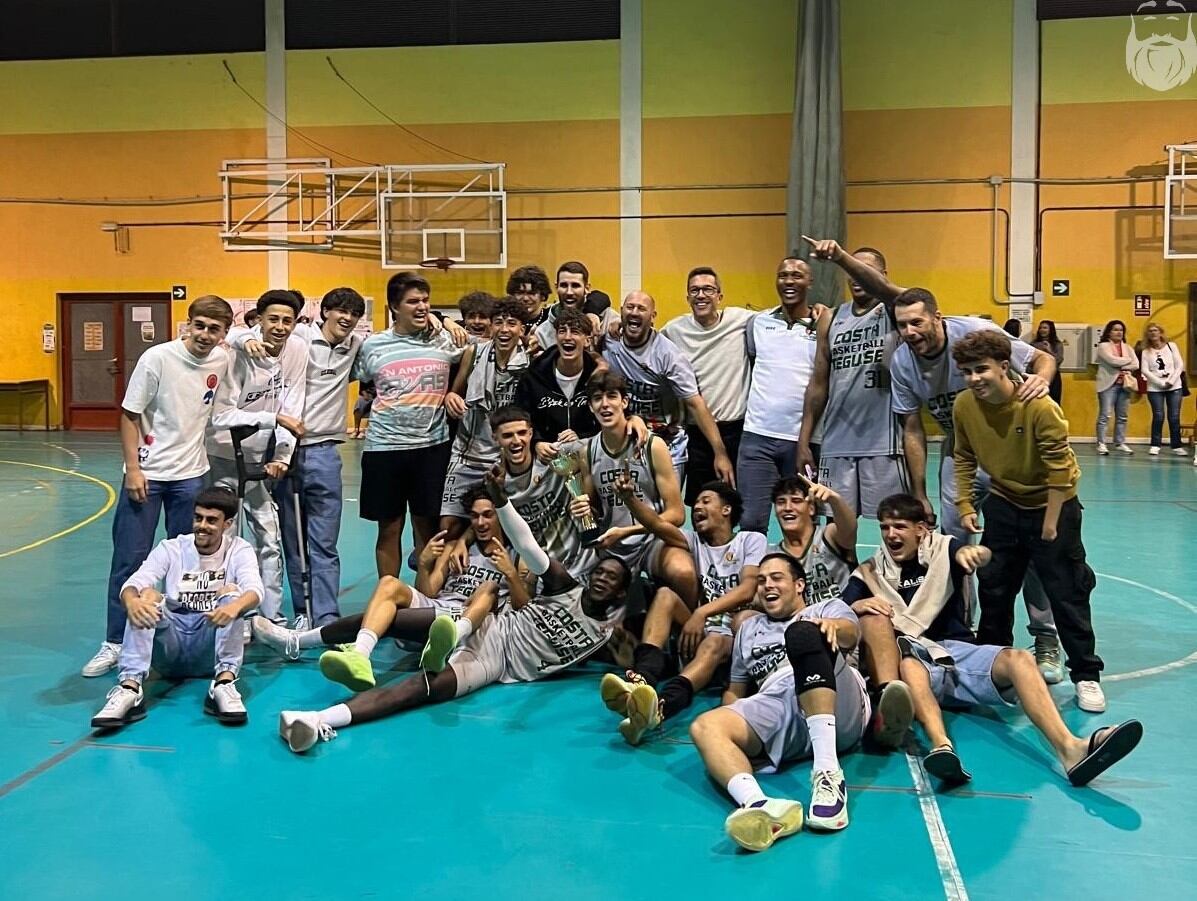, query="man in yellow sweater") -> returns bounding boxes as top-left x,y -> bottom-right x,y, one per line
951,330 -> 1106,714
